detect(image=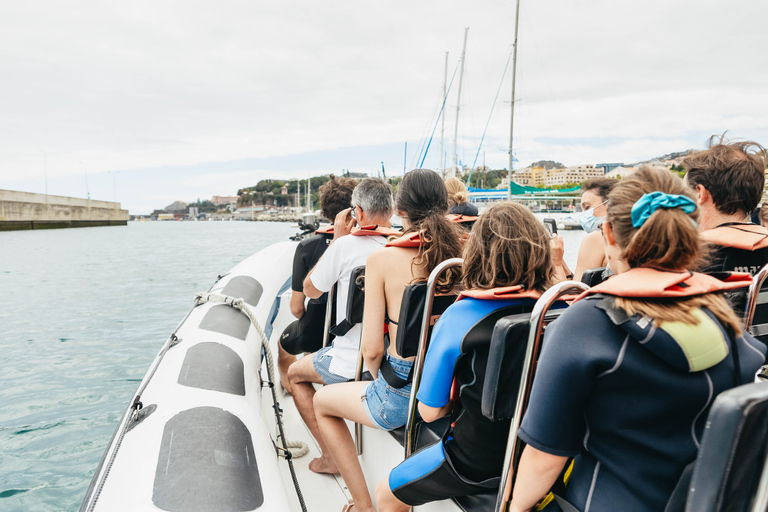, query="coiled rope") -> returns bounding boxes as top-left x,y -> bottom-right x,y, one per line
194,292 -> 309,511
